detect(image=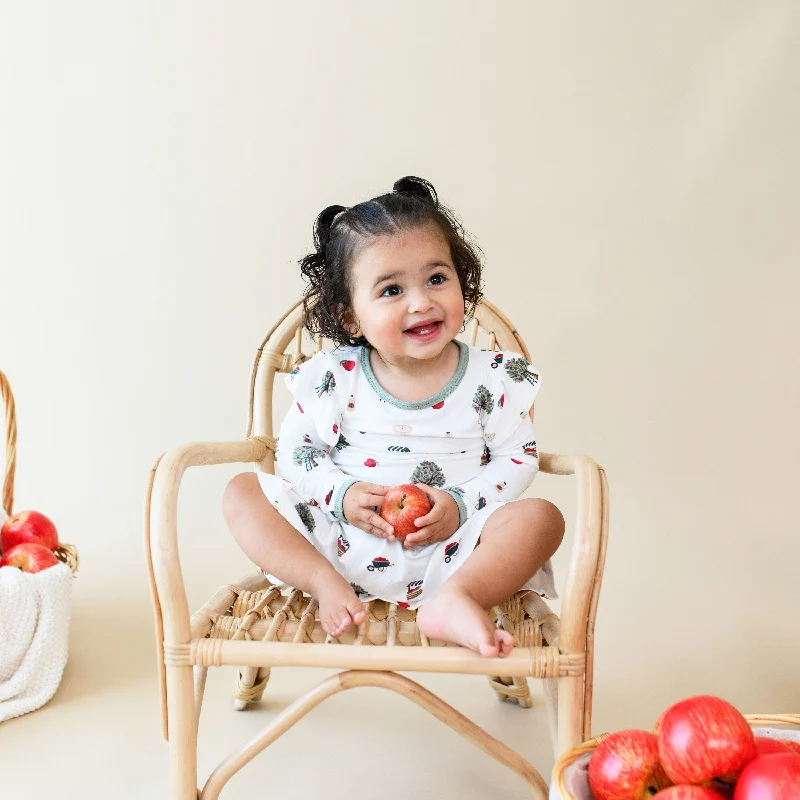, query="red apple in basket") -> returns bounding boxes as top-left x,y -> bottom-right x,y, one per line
657,696 -> 756,785
379,484 -> 431,541
733,752 -> 800,799
588,729 -> 672,800
0,542 -> 59,573
755,737 -> 800,757
1,510 -> 58,553
654,788 -> 725,798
